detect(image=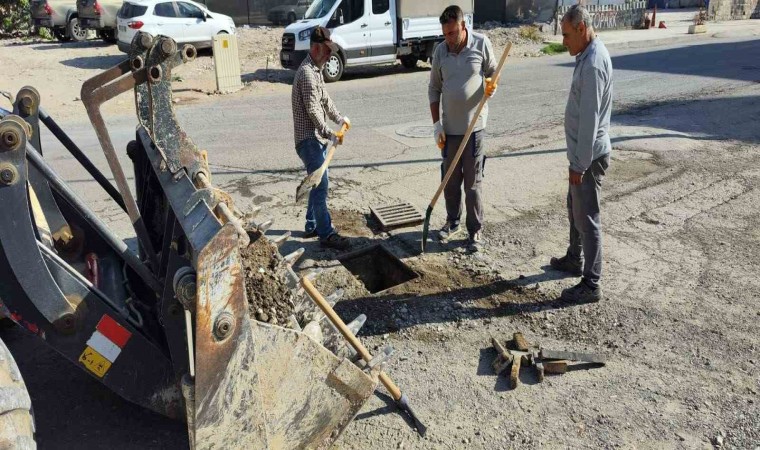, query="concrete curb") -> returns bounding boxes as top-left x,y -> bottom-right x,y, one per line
544,25 -> 760,52
603,28 -> 760,50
